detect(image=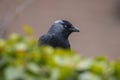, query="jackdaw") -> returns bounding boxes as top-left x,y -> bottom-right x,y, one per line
38,20 -> 80,49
